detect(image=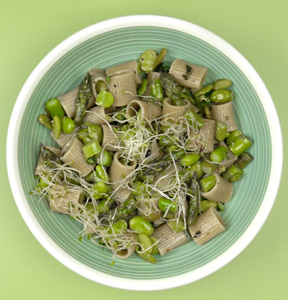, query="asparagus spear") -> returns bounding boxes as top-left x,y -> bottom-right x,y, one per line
160,73 -> 185,106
